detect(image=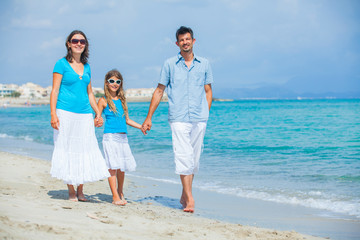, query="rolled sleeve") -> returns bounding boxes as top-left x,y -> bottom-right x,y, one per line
205,60 -> 213,85
159,61 -> 170,86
